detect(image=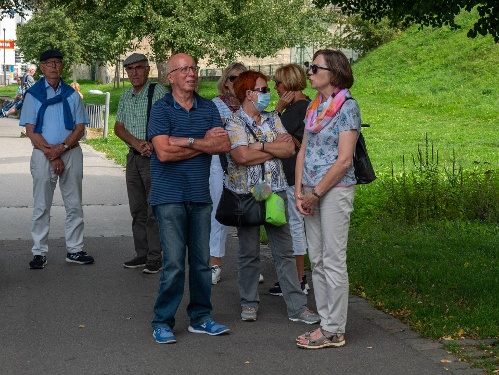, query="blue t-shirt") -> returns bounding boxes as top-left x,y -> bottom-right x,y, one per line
148,92 -> 223,205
